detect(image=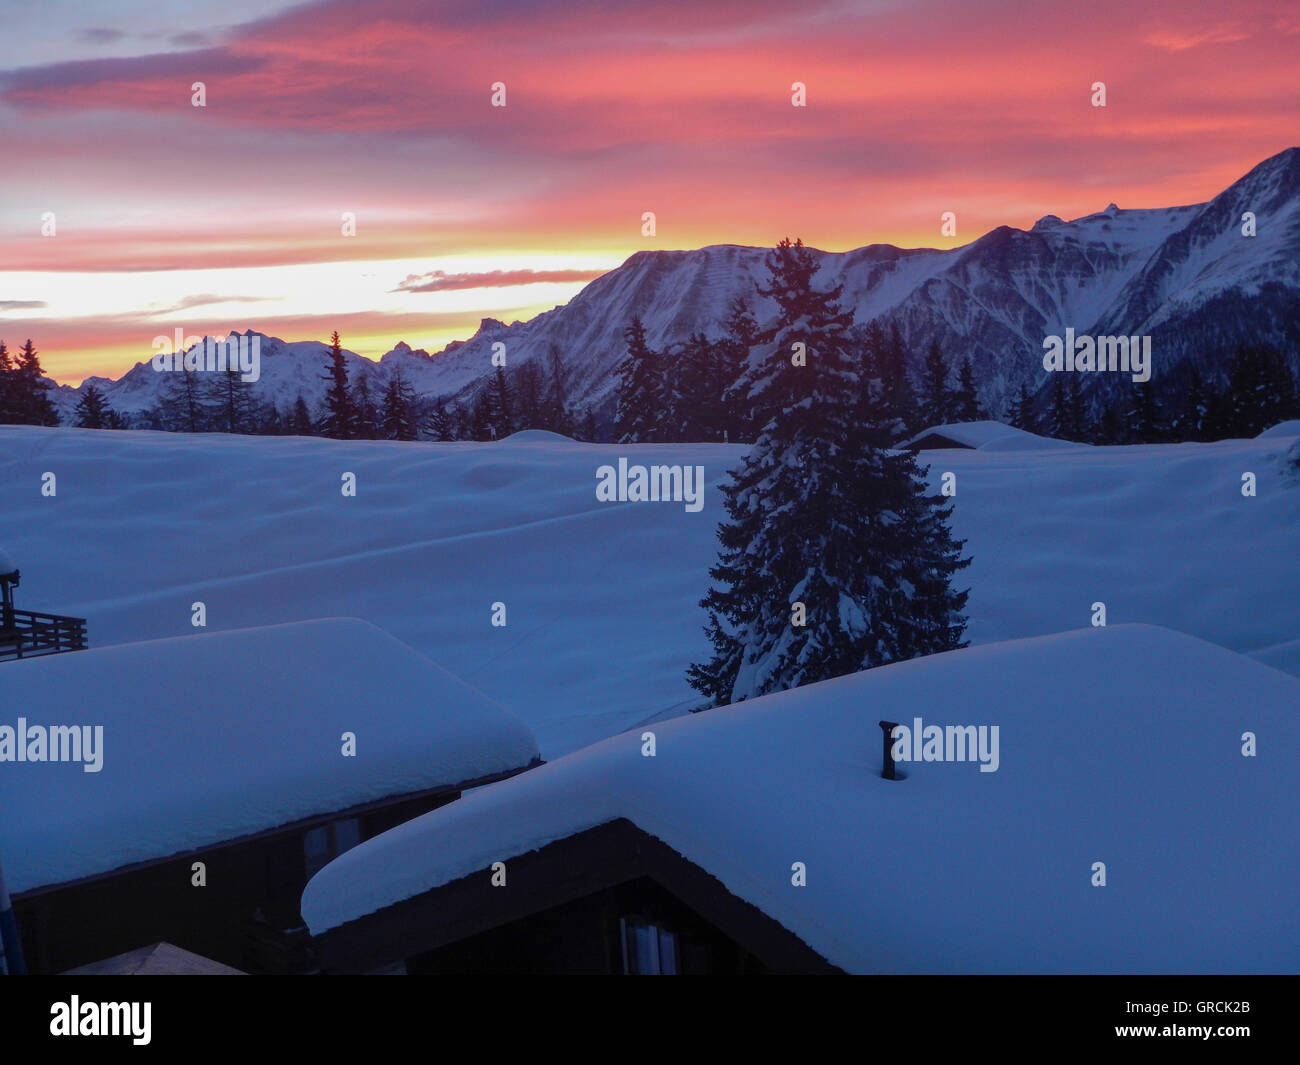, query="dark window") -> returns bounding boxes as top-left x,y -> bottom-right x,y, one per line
303,817 -> 362,879
620,917 -> 678,975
